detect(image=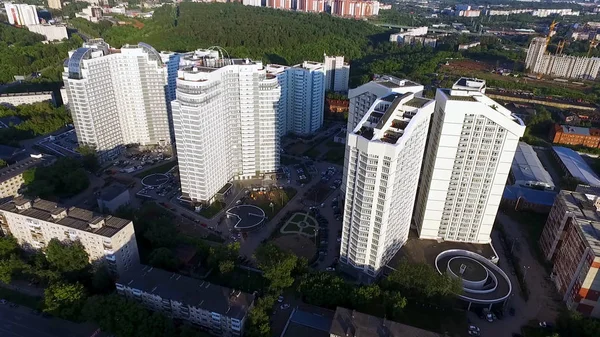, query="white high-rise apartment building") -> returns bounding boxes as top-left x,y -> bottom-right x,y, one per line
4,3 -> 39,26
172,50 -> 281,204
525,37 -> 547,73
267,62 -> 326,136
324,55 -> 350,93
340,90 -> 434,276
63,39 -> 171,161
414,78 -> 525,244
347,75 -> 424,131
